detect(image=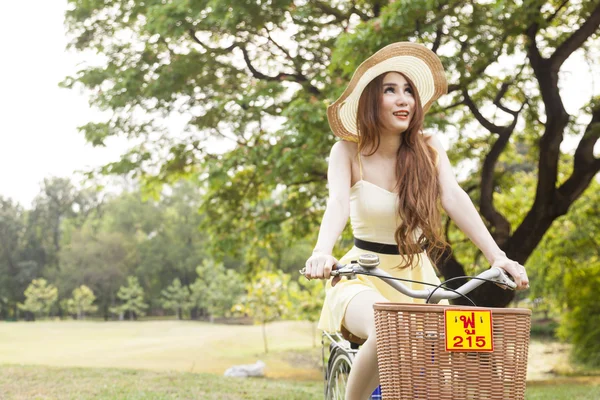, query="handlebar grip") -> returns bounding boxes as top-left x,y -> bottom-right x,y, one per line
299,262 -> 345,278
